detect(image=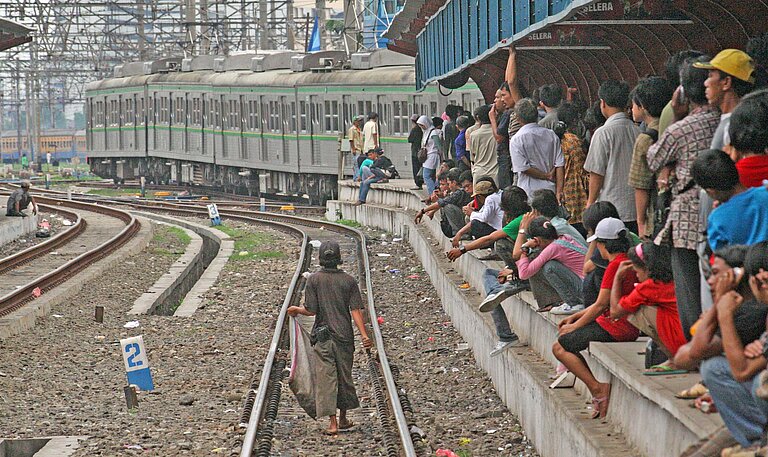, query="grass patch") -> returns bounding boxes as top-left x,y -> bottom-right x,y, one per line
151,225 -> 191,256
86,188 -> 155,198
335,218 -> 362,228
216,225 -> 285,261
